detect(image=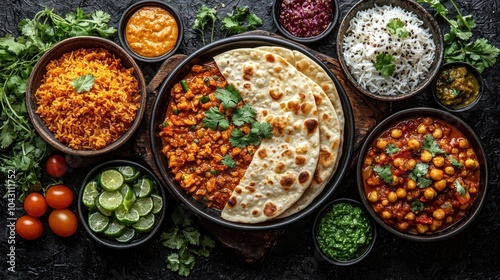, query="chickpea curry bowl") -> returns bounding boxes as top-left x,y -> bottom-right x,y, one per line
357,108 -> 487,241
150,36 -> 355,230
